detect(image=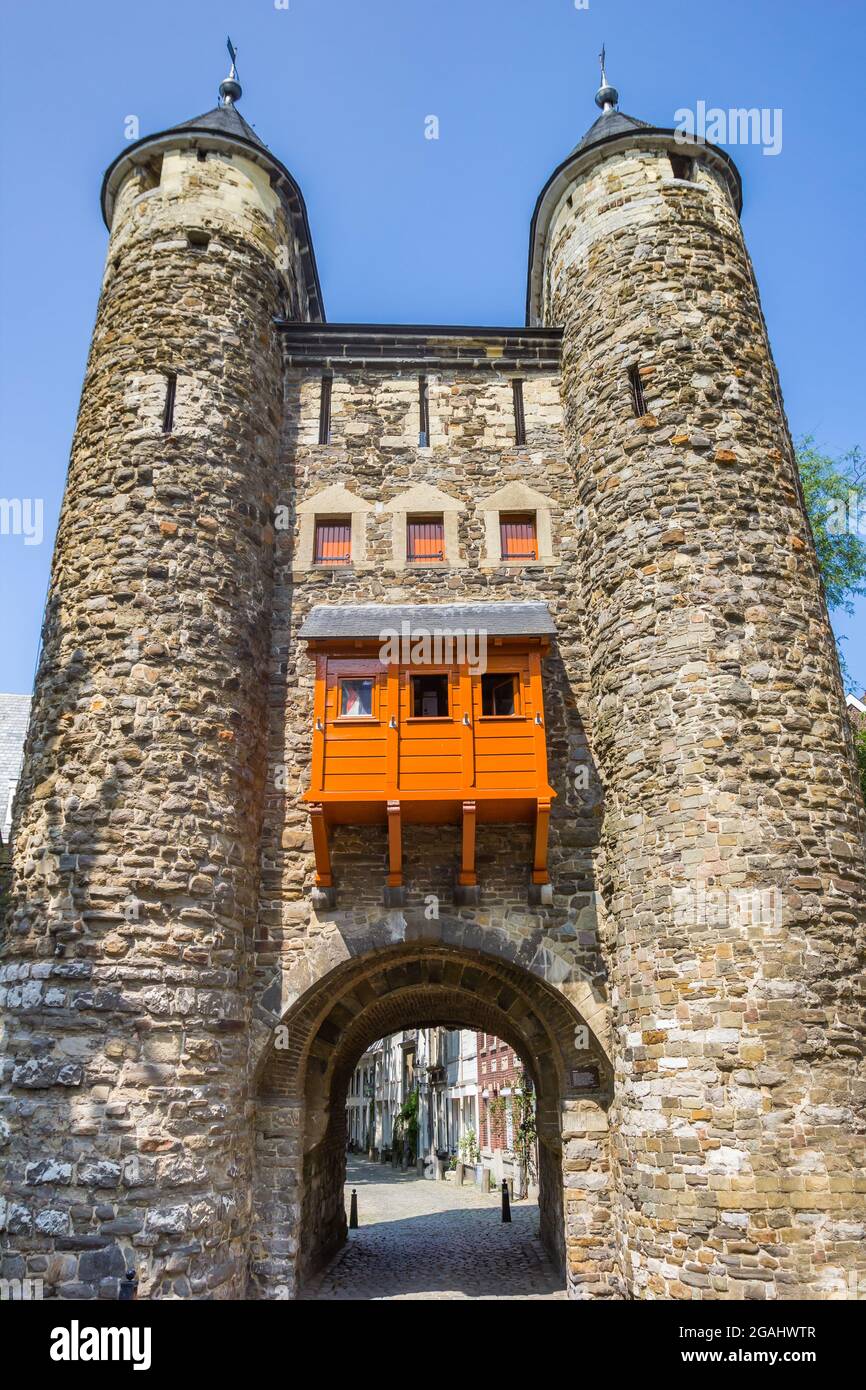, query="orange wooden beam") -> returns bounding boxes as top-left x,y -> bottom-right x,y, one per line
532,797 -> 551,885
459,800 -> 477,886
387,799 -> 403,888
308,802 -> 333,888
